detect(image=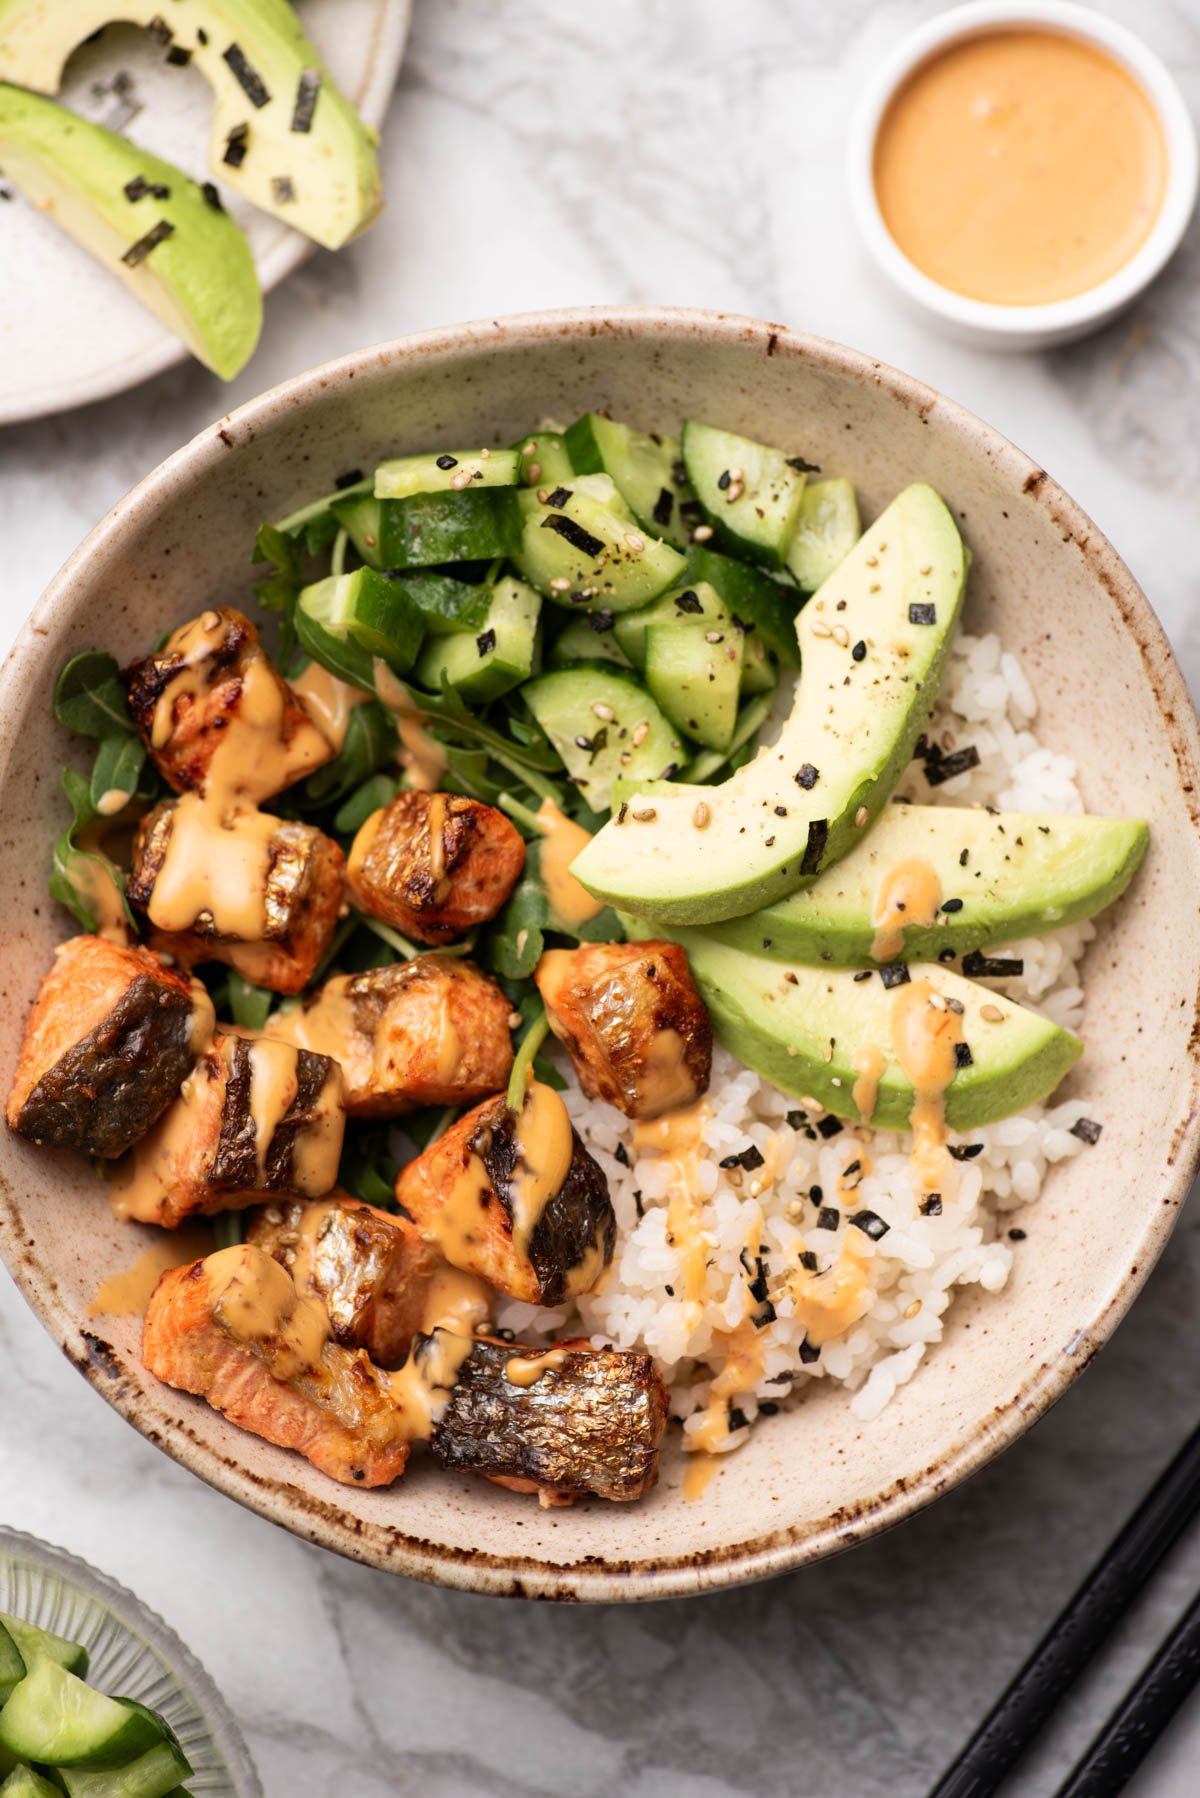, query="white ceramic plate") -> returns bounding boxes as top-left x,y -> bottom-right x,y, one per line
0,1527 -> 261,1793
0,0 -> 411,424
